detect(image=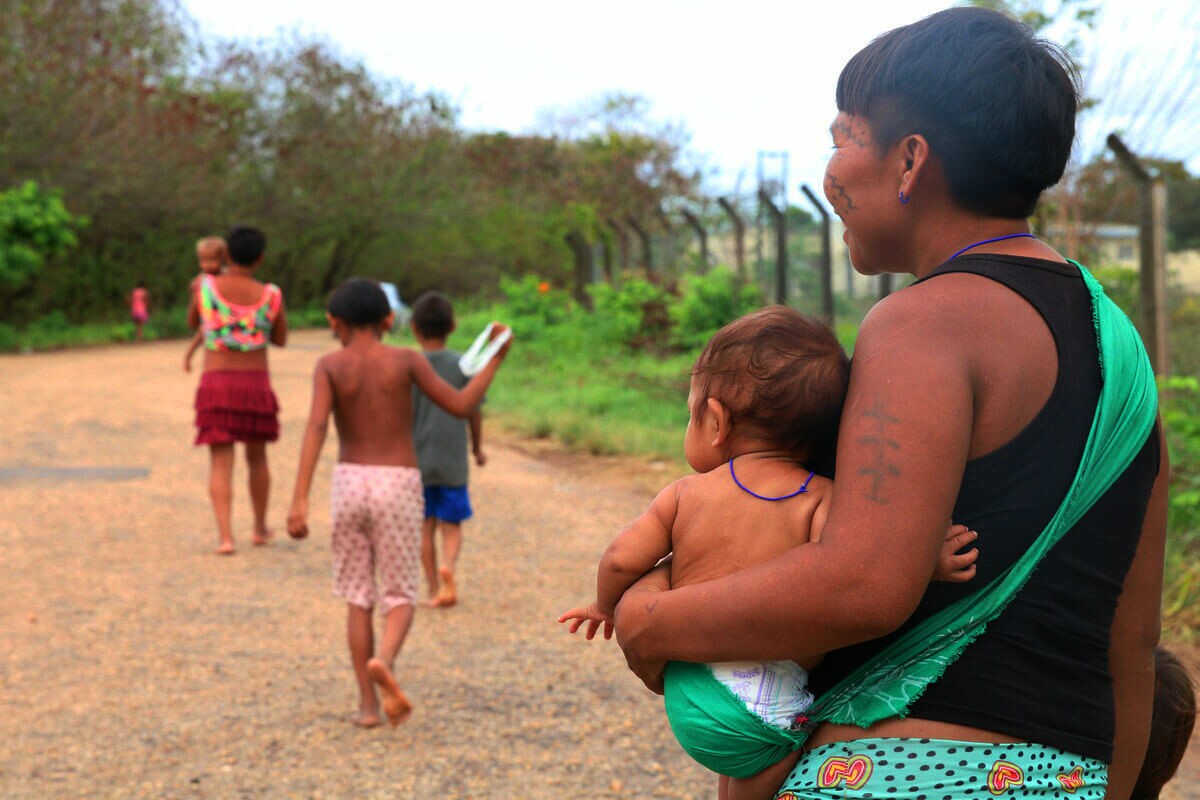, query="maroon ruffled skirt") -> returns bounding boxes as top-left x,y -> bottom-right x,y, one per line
194,370 -> 280,445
